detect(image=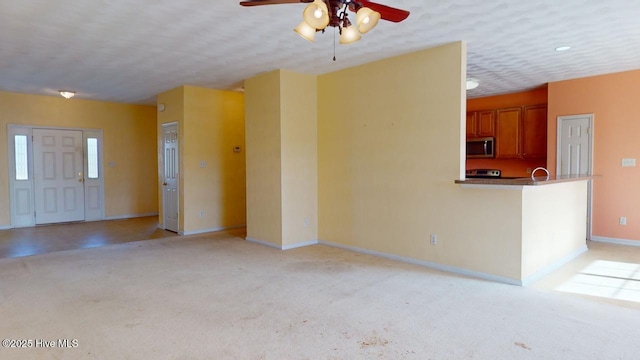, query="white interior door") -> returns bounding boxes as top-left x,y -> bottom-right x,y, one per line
162,123 -> 179,232
33,129 -> 85,224
557,114 -> 593,237
557,115 -> 593,175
